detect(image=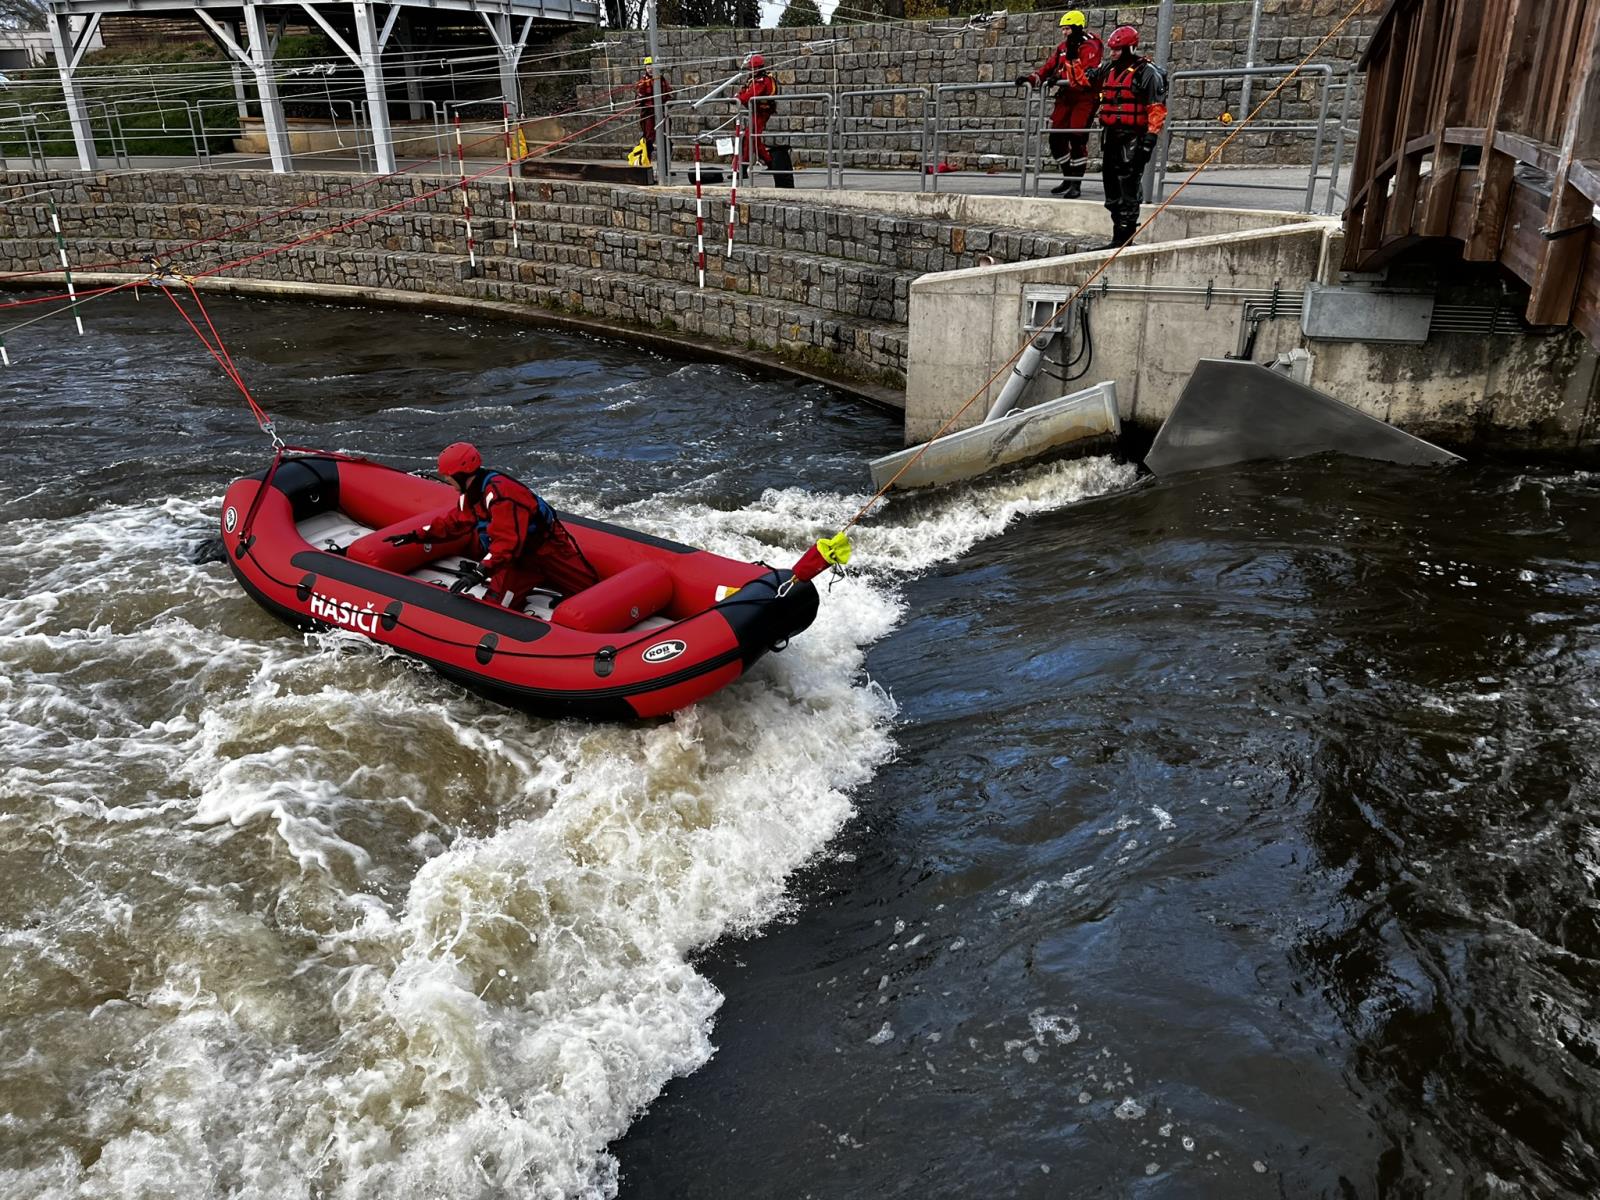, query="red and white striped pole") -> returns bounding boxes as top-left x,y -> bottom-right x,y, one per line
502,103 -> 521,252
726,119 -> 743,257
693,141 -> 706,289
454,114 -> 477,269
